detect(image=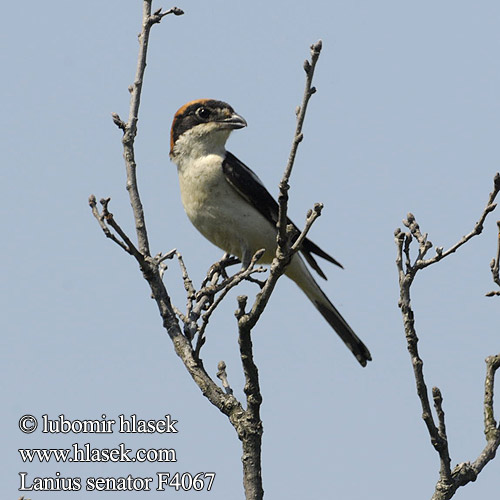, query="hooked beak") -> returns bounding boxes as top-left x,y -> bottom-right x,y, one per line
219,112 -> 247,130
